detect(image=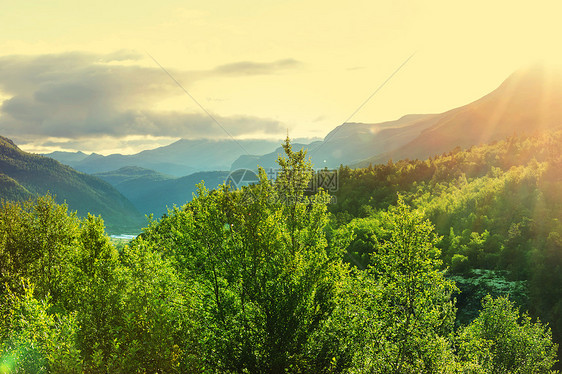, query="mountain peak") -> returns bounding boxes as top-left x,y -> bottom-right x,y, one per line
358,65 -> 562,166
492,64 -> 562,99
0,135 -> 19,150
